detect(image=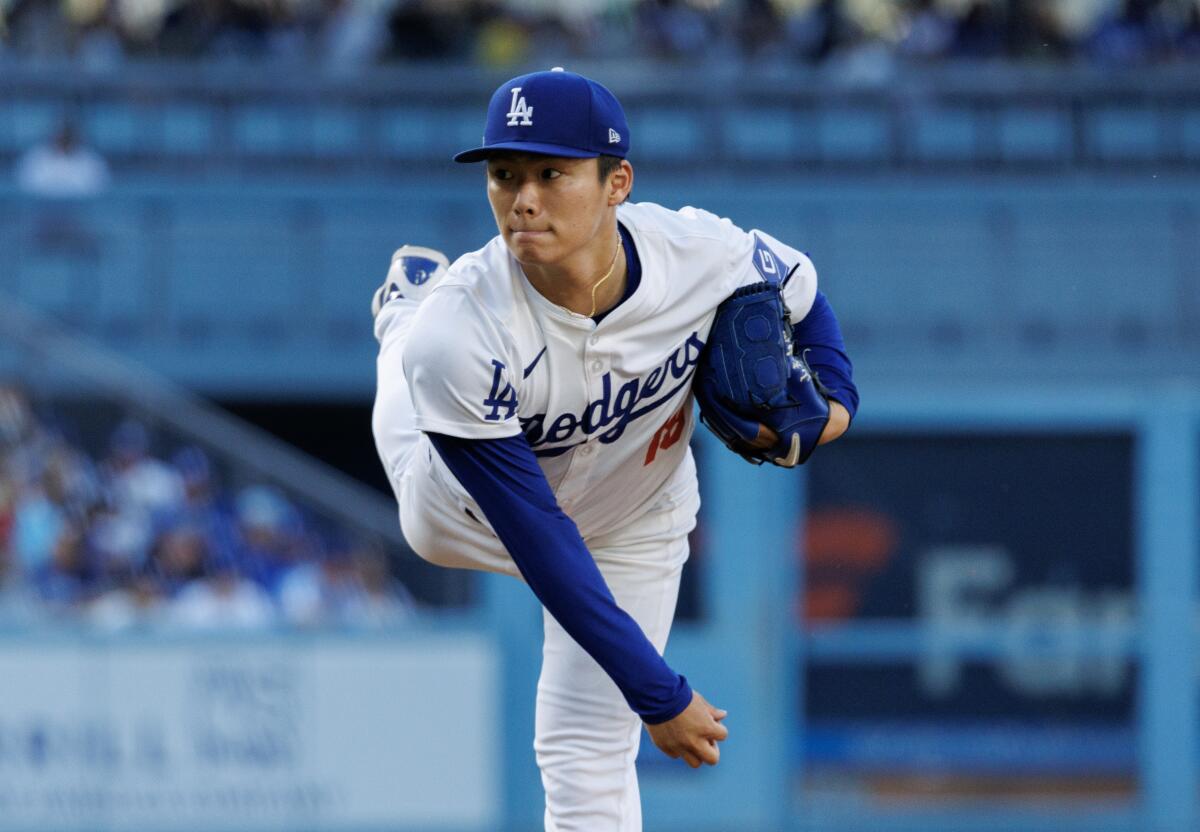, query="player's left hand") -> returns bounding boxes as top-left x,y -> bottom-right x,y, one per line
644,690 -> 729,768
695,282 -> 834,467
